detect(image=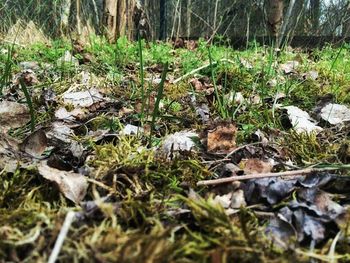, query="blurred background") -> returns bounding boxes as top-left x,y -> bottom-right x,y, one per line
0,0 -> 349,46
